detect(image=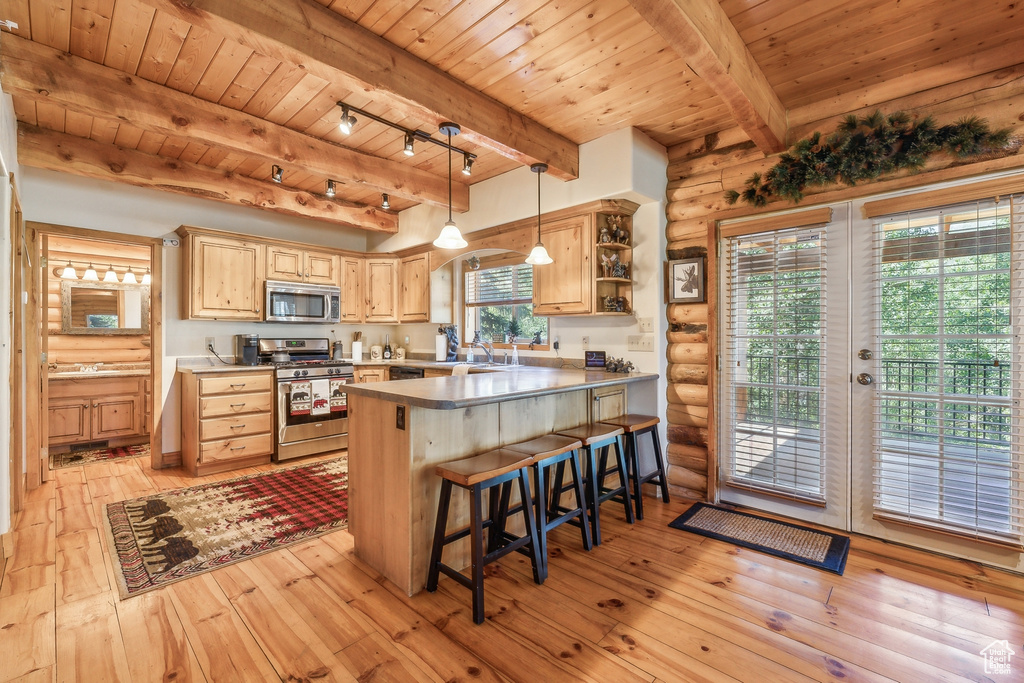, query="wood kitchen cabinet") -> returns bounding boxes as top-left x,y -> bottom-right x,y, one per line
364,257 -> 399,323
398,253 -> 430,323
48,375 -> 145,446
178,228 -> 265,320
591,384 -> 627,422
354,366 -> 387,383
340,256 -> 364,323
180,369 -> 274,476
532,214 -> 594,315
267,245 -> 341,286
